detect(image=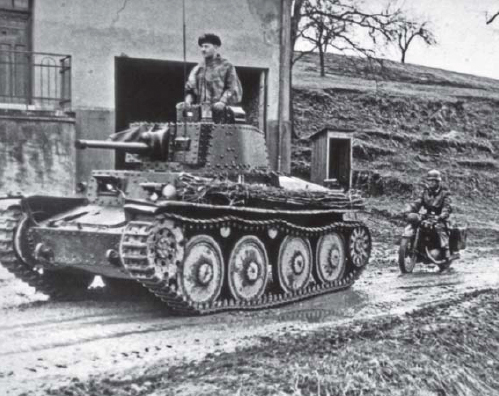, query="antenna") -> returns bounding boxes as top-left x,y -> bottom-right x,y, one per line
182,0 -> 187,100
181,0 -> 188,153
